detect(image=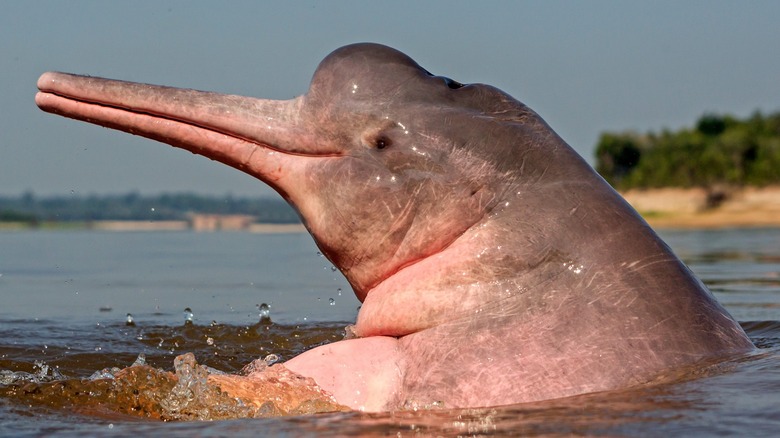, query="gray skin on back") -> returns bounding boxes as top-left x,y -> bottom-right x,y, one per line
36,43 -> 754,409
